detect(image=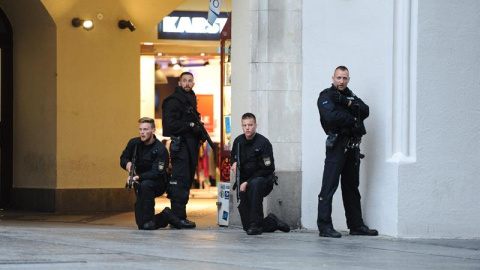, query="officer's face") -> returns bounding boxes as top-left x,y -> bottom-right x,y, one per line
332,69 -> 350,91
139,123 -> 155,144
241,118 -> 257,140
178,74 -> 195,92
